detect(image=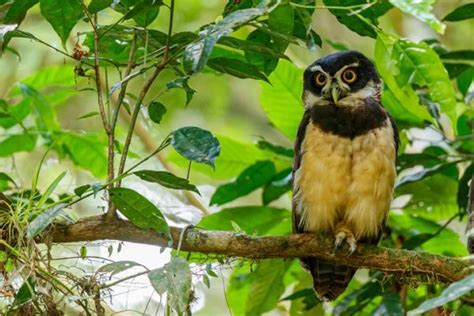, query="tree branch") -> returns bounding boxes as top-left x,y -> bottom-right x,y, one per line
50,216 -> 471,283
